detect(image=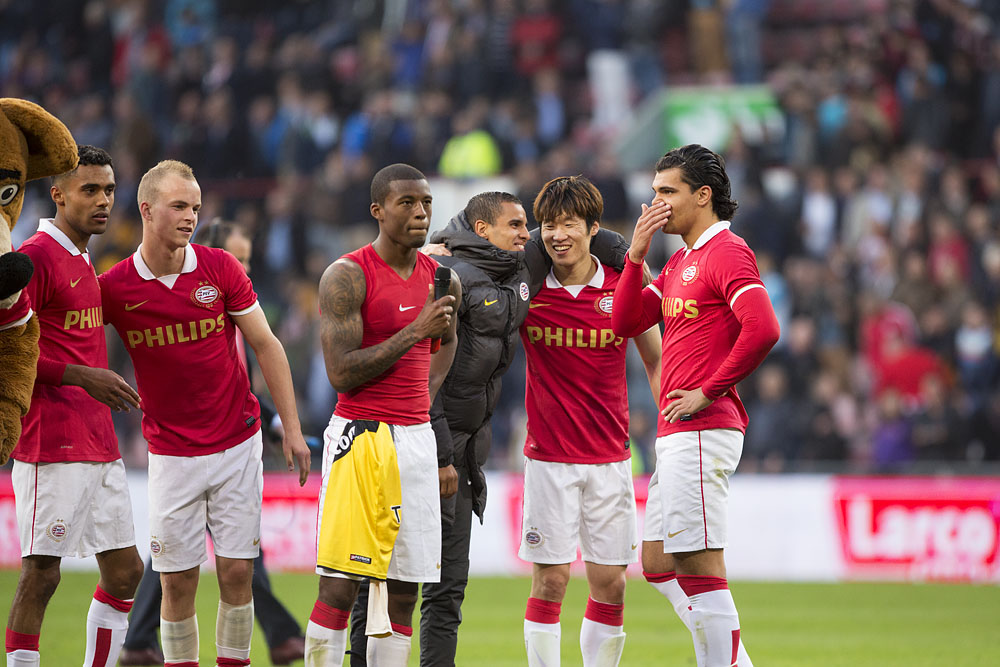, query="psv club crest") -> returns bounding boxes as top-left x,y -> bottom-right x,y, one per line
594,291 -> 614,317
681,262 -> 699,285
190,281 -> 221,309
